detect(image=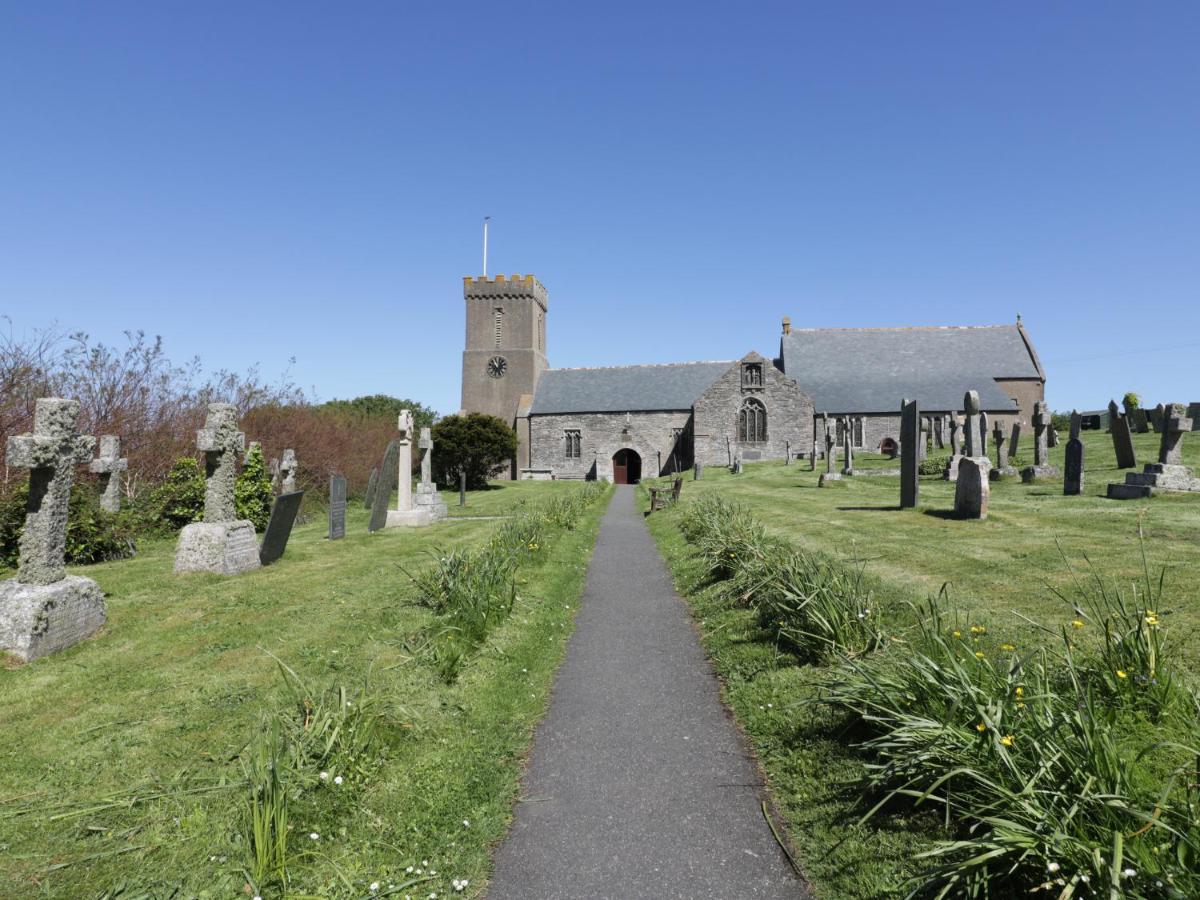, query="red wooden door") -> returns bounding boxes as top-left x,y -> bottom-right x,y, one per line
612,451 -> 628,484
